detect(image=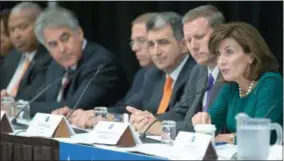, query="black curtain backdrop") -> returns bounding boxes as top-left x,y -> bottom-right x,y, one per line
1,1 -> 283,84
